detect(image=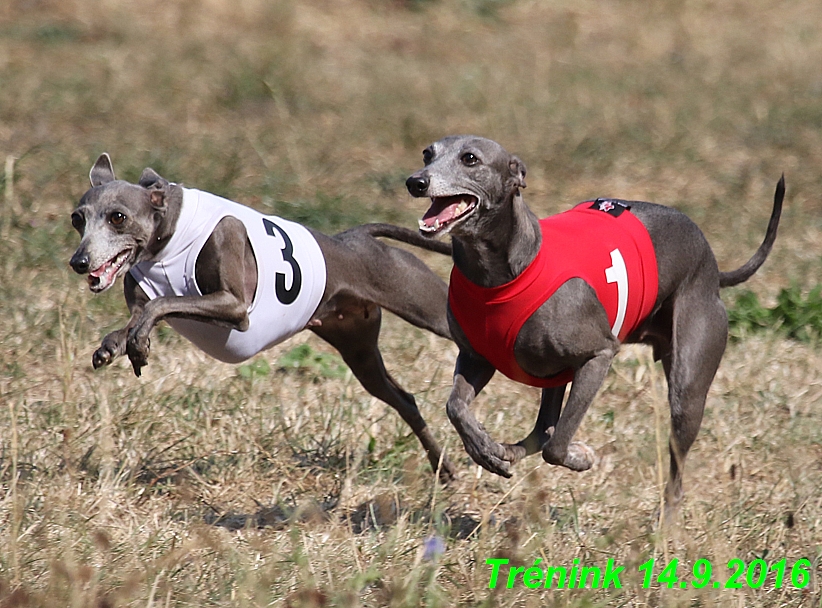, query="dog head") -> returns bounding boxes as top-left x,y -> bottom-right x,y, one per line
406,135 -> 526,239
69,153 -> 176,293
